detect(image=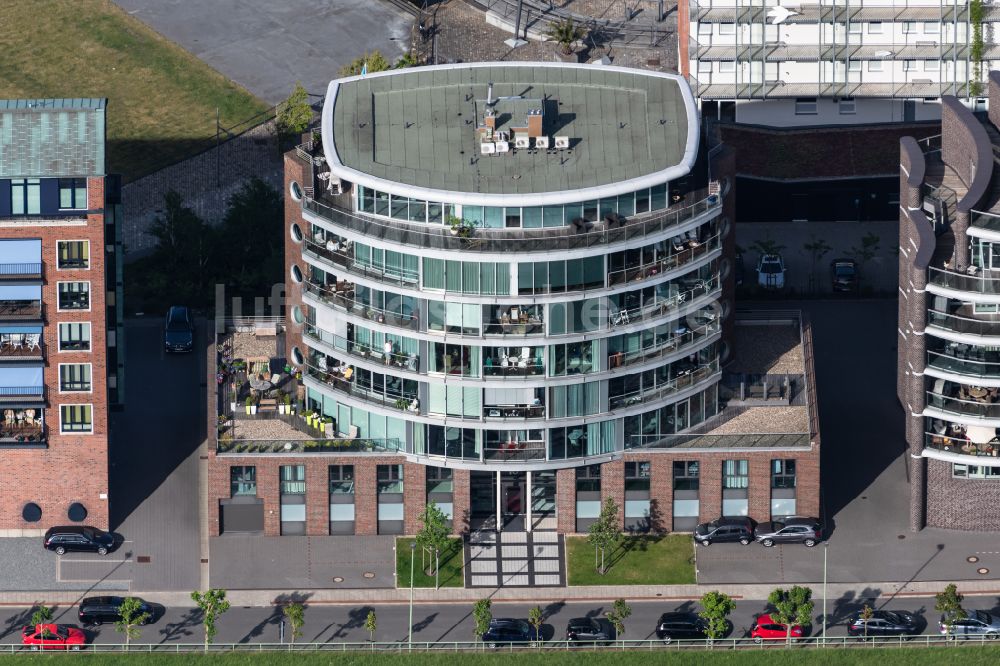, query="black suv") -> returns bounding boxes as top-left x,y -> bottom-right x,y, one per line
164,305 -> 194,353
566,617 -> 611,644
43,526 -> 114,556
482,618 -> 533,646
753,517 -> 823,547
831,258 -> 858,293
79,597 -> 154,626
847,609 -> 918,638
694,517 -> 754,546
656,612 -> 709,643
